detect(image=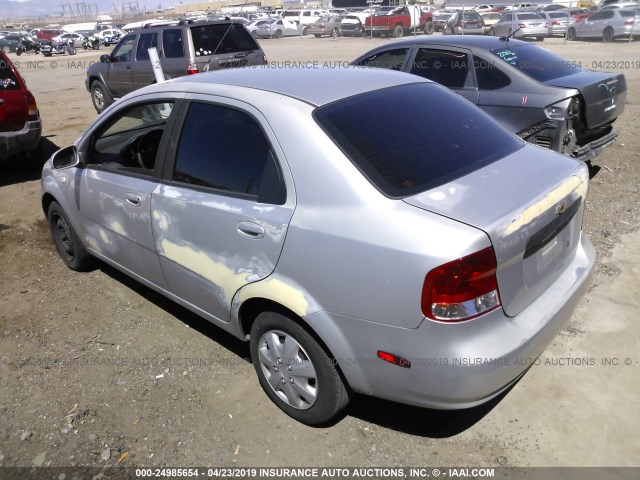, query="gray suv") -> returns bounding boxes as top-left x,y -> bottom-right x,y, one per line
85,20 -> 267,113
